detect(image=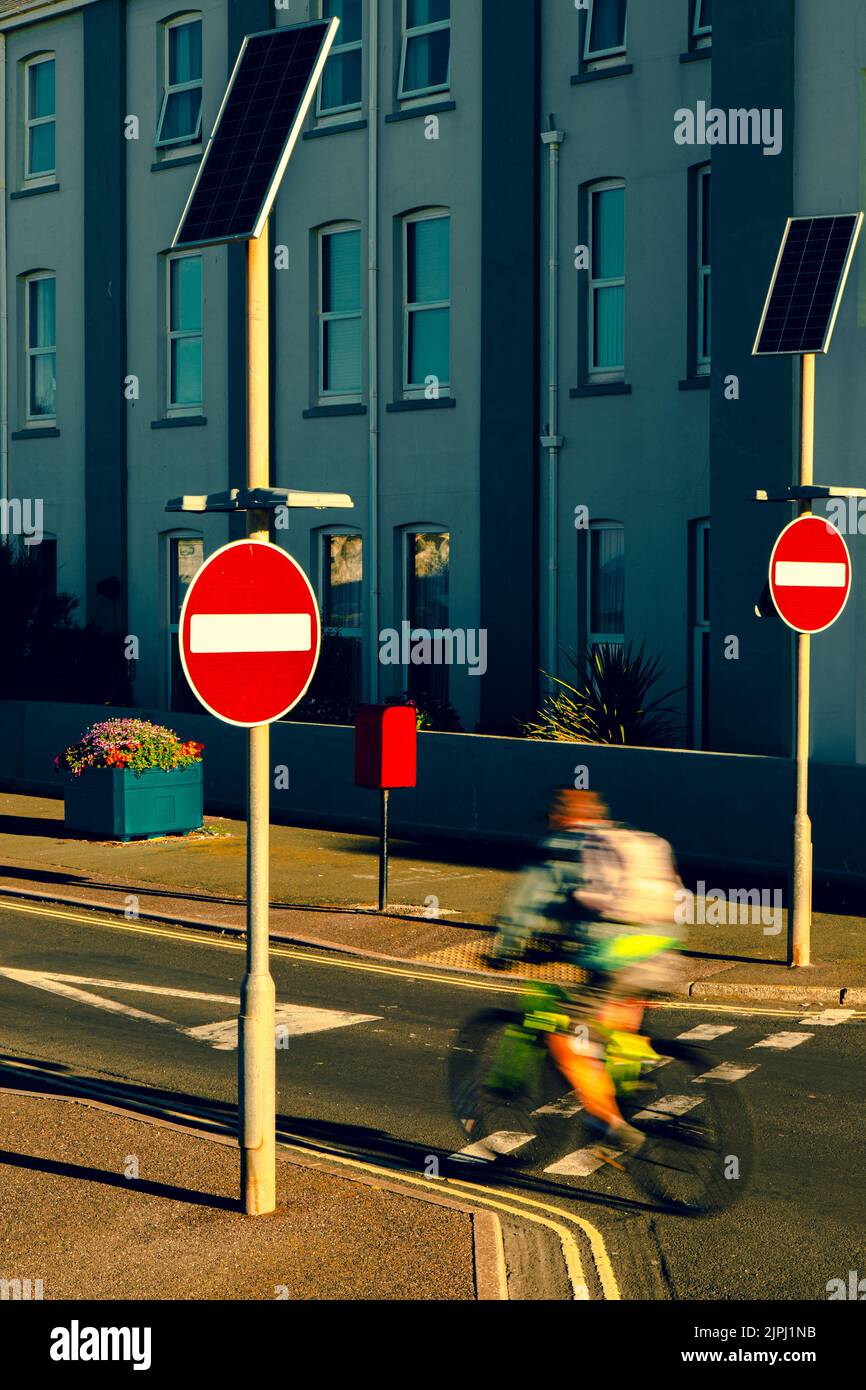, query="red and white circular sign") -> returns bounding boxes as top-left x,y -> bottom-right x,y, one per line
179,540 -> 321,727
769,514 -> 852,634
